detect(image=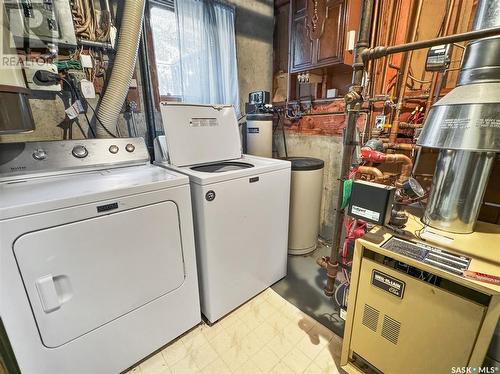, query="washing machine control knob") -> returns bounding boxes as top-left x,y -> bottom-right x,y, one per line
32,148 -> 47,160
125,143 -> 135,153
109,145 -> 119,154
72,145 -> 88,158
